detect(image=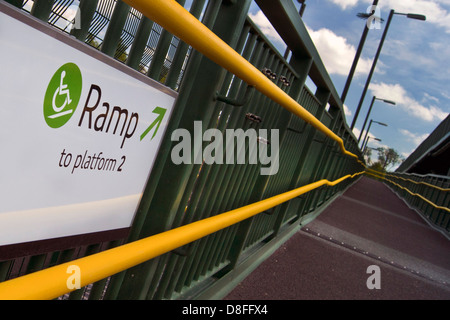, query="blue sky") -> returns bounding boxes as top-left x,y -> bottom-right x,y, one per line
248,0 -> 450,169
